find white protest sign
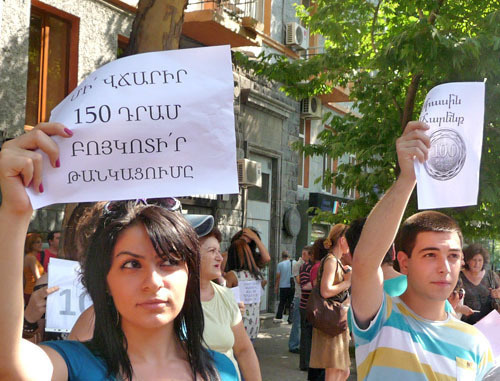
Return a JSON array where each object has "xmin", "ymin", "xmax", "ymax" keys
[
  {"xmin": 415, "ymin": 82, "xmax": 485, "ymax": 209},
  {"xmin": 46, "ymin": 258, "xmax": 93, "ymax": 333},
  {"xmin": 231, "ymin": 286, "xmax": 241, "ymax": 304},
  {"xmin": 237, "ymin": 280, "xmax": 262, "ymax": 304},
  {"xmin": 475, "ymin": 310, "xmax": 500, "ymax": 362},
  {"xmin": 27, "ymin": 45, "xmax": 238, "ymax": 209}
]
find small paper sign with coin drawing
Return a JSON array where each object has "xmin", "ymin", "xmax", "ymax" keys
[{"xmin": 414, "ymin": 82, "xmax": 485, "ymax": 209}]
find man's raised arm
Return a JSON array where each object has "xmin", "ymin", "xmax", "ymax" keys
[{"xmin": 351, "ymin": 122, "xmax": 430, "ymax": 328}]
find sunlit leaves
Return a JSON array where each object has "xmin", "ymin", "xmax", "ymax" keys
[{"xmin": 238, "ymin": 0, "xmax": 500, "ymax": 238}]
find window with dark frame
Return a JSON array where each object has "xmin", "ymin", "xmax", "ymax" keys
[{"xmin": 25, "ymin": 3, "xmax": 78, "ymax": 127}]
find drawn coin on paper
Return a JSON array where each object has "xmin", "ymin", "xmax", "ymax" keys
[{"xmin": 424, "ymin": 129, "xmax": 467, "ymax": 181}]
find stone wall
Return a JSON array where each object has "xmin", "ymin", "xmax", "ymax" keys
[
  {"xmin": 0, "ymin": 0, "xmax": 134, "ymax": 233},
  {"xmin": 0, "ymin": 0, "xmax": 134, "ymax": 138}
]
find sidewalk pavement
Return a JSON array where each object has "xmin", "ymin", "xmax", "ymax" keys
[{"xmin": 254, "ymin": 318, "xmax": 357, "ymax": 381}]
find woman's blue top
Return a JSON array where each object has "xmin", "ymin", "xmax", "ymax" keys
[{"xmin": 42, "ymin": 340, "xmax": 238, "ymax": 380}]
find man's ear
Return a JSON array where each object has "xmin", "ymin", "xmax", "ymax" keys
[{"xmin": 397, "ymin": 251, "xmax": 409, "ymax": 275}]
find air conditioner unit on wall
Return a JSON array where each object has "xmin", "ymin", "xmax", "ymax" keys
[
  {"xmin": 237, "ymin": 159, "xmax": 262, "ymax": 188},
  {"xmin": 285, "ymin": 22, "xmax": 309, "ymax": 50},
  {"xmin": 301, "ymin": 96, "xmax": 322, "ymax": 119}
]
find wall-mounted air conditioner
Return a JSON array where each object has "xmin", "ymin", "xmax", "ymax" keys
[
  {"xmin": 301, "ymin": 96, "xmax": 322, "ymax": 119},
  {"xmin": 286, "ymin": 22, "xmax": 309, "ymax": 50},
  {"xmin": 237, "ymin": 159, "xmax": 262, "ymax": 188}
]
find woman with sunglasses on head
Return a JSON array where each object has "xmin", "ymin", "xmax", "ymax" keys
[
  {"xmin": 194, "ymin": 220, "xmax": 261, "ymax": 381},
  {"xmin": 0, "ymin": 124, "xmax": 237, "ymax": 380}
]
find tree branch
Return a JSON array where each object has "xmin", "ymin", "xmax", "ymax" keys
[
  {"xmin": 401, "ymin": 72, "xmax": 422, "ymax": 130},
  {"xmin": 371, "ymin": 0, "xmax": 383, "ymax": 54},
  {"xmin": 392, "ymin": 96, "xmax": 403, "ymax": 122},
  {"xmin": 429, "ymin": 0, "xmax": 445, "ymax": 25}
]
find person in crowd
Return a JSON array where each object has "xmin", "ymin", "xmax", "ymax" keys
[
  {"xmin": 288, "ymin": 248, "xmax": 308, "ymax": 354},
  {"xmin": 224, "ymin": 239, "xmax": 265, "ymax": 341},
  {"xmin": 460, "ymin": 243, "xmax": 500, "ymax": 324},
  {"xmin": 274, "ymin": 251, "xmax": 295, "ymax": 323},
  {"xmin": 298, "ymin": 245, "xmax": 314, "ymax": 371},
  {"xmin": 447, "ymin": 277, "xmax": 465, "ymax": 320},
  {"xmin": 195, "ymin": 216, "xmax": 261, "ymax": 381},
  {"xmin": 350, "ymin": 121, "xmax": 493, "ymax": 379},
  {"xmin": 345, "ymin": 219, "xmax": 406, "ymax": 297},
  {"xmin": 37, "ymin": 230, "xmax": 60, "ymax": 272},
  {"xmin": 0, "ymin": 124, "xmax": 237, "ymax": 380},
  {"xmin": 22, "ymin": 283, "xmax": 60, "ymax": 343},
  {"xmin": 26, "ymin": 203, "xmax": 106, "ymax": 343},
  {"xmin": 228, "ymin": 227, "xmax": 271, "ymax": 269},
  {"xmin": 23, "ymin": 232, "xmax": 45, "ymax": 305},
  {"xmin": 309, "ymin": 225, "xmax": 351, "ymax": 381},
  {"xmin": 308, "ymin": 239, "xmax": 330, "ymax": 381}
]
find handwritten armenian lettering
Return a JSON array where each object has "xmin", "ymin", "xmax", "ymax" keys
[{"xmin": 27, "ymin": 46, "xmax": 238, "ymax": 209}]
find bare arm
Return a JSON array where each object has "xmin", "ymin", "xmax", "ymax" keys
[
  {"xmin": 69, "ymin": 305, "xmax": 95, "ymax": 342},
  {"xmin": 320, "ymin": 257, "xmax": 351, "ymax": 299},
  {"xmin": 0, "ymin": 124, "xmax": 71, "ymax": 379},
  {"xmin": 351, "ymin": 122, "xmax": 430, "ymax": 329},
  {"xmin": 26, "ymin": 255, "xmax": 41, "ymax": 280},
  {"xmin": 224, "ymin": 271, "xmax": 239, "ymax": 288},
  {"xmin": 275, "ymin": 272, "xmax": 281, "ymax": 294},
  {"xmin": 232, "ymin": 321, "xmax": 261, "ymax": 381}
]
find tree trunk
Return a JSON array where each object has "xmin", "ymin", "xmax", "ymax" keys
[{"xmin": 126, "ymin": 0, "xmax": 189, "ymax": 55}]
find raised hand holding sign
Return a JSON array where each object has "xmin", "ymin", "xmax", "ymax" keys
[{"xmin": 27, "ymin": 46, "xmax": 238, "ymax": 209}]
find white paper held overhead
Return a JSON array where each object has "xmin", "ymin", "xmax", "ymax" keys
[{"xmin": 415, "ymin": 82, "xmax": 485, "ymax": 209}]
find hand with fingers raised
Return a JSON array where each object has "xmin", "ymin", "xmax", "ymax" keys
[
  {"xmin": 395, "ymin": 121, "xmax": 431, "ymax": 182},
  {"xmin": 0, "ymin": 123, "xmax": 73, "ymax": 215},
  {"xmin": 24, "ymin": 285, "xmax": 60, "ymax": 326}
]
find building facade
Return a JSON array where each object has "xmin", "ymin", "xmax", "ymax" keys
[{"xmin": 0, "ymin": 0, "xmax": 351, "ymax": 311}]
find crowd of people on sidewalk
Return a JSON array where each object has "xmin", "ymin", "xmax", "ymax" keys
[{"xmin": 1, "ymin": 121, "xmax": 499, "ymax": 380}]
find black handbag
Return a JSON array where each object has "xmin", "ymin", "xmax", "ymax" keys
[{"xmin": 306, "ymin": 256, "xmax": 348, "ymax": 337}]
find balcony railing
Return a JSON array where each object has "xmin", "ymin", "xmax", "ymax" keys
[{"xmin": 186, "ymin": 0, "xmax": 264, "ymax": 24}]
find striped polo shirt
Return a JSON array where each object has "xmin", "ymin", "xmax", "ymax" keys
[
  {"xmin": 351, "ymin": 294, "xmax": 493, "ymax": 380},
  {"xmin": 299, "ymin": 261, "xmax": 313, "ymax": 309}
]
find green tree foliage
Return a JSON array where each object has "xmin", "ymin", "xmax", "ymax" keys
[{"xmin": 235, "ymin": 0, "xmax": 500, "ymax": 239}]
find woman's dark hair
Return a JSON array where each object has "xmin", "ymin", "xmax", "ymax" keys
[
  {"xmin": 231, "ymin": 227, "xmax": 260, "ymax": 254},
  {"xmin": 61, "ymin": 202, "xmax": 104, "ymax": 261},
  {"xmin": 312, "ymin": 238, "xmax": 329, "ymax": 262},
  {"xmin": 463, "ymin": 243, "xmax": 489, "ymax": 270},
  {"xmin": 81, "ymin": 201, "xmax": 218, "ymax": 381},
  {"xmin": 225, "ymin": 239, "xmax": 262, "ymax": 279}
]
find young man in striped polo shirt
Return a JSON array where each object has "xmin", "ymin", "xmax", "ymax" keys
[{"xmin": 350, "ymin": 121, "xmax": 493, "ymax": 380}]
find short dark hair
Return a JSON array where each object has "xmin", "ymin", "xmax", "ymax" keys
[
  {"xmin": 47, "ymin": 231, "xmax": 60, "ymax": 242},
  {"xmin": 282, "ymin": 251, "xmax": 290, "ymax": 259},
  {"xmin": 344, "ymin": 218, "xmax": 366, "ymax": 256},
  {"xmin": 463, "ymin": 243, "xmax": 489, "ymax": 270},
  {"xmin": 396, "ymin": 211, "xmax": 463, "ymax": 257},
  {"xmin": 81, "ymin": 201, "xmax": 217, "ymax": 381},
  {"xmin": 312, "ymin": 239, "xmax": 329, "ymax": 262}
]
